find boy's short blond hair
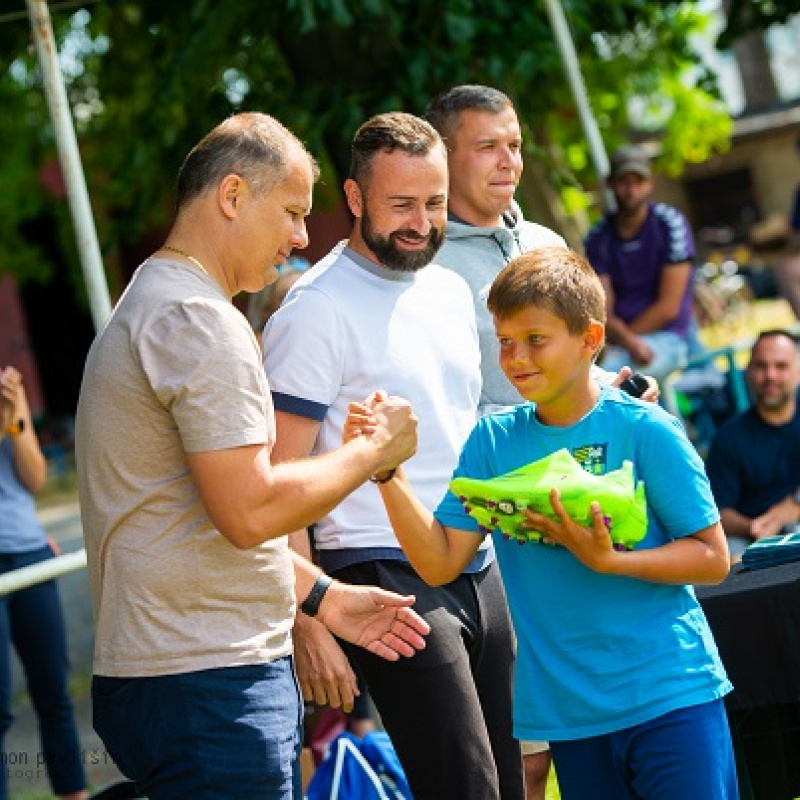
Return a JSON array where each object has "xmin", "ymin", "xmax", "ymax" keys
[{"xmin": 487, "ymin": 247, "xmax": 606, "ymax": 337}]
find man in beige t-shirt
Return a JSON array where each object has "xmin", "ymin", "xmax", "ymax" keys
[{"xmin": 75, "ymin": 112, "xmax": 428, "ymax": 800}]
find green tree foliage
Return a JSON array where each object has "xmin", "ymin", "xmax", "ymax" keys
[{"xmin": 0, "ymin": 0, "xmax": 732, "ymax": 289}]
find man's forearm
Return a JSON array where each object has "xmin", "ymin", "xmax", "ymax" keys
[
  {"xmin": 719, "ymin": 507, "xmax": 753, "ymax": 540},
  {"xmin": 189, "ymin": 435, "xmax": 397, "ymax": 549},
  {"xmin": 628, "ymin": 301, "xmax": 680, "ymax": 334},
  {"xmin": 10, "ymin": 427, "xmax": 47, "ymax": 494},
  {"xmin": 605, "ymin": 315, "xmax": 638, "ymax": 349}
]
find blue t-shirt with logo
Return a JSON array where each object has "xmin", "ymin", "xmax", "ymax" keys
[{"xmin": 435, "ymin": 387, "xmax": 731, "ymax": 742}]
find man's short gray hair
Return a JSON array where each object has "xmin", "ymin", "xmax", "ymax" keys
[{"xmin": 176, "ymin": 112, "xmax": 319, "ymax": 207}]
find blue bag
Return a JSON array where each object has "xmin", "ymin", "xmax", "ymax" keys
[{"xmin": 306, "ymin": 731, "xmax": 413, "ymax": 799}]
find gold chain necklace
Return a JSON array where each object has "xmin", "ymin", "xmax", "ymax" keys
[{"xmin": 160, "ymin": 245, "xmax": 211, "ymax": 277}]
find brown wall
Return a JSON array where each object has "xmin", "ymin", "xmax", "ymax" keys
[
  {"xmin": 0, "ymin": 276, "xmax": 44, "ymax": 416},
  {"xmin": 654, "ymin": 121, "xmax": 800, "ymax": 262}
]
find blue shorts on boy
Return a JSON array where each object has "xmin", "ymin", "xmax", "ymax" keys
[
  {"xmin": 435, "ymin": 386, "xmax": 733, "ymax": 744},
  {"xmin": 550, "ymin": 699, "xmax": 738, "ymax": 800}
]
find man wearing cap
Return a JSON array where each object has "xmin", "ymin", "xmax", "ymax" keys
[{"xmin": 585, "ymin": 144, "xmax": 697, "ymax": 383}]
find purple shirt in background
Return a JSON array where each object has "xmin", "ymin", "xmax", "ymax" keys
[{"xmin": 584, "ymin": 202, "xmax": 696, "ymax": 338}]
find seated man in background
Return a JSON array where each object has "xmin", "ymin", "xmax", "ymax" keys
[
  {"xmin": 706, "ymin": 329, "xmax": 800, "ymax": 559},
  {"xmin": 585, "ymin": 145, "xmax": 696, "ymax": 384}
]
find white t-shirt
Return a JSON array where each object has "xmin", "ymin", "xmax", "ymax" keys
[{"xmin": 263, "ymin": 246, "xmax": 489, "ymax": 557}]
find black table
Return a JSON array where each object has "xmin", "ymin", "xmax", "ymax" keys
[{"xmin": 697, "ymin": 561, "xmax": 800, "ymax": 800}]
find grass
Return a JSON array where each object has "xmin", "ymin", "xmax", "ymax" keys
[
  {"xmin": 697, "ymin": 296, "xmax": 796, "ymax": 354},
  {"xmin": 35, "ymin": 455, "xmax": 79, "ymax": 512},
  {"xmin": 546, "ymin": 768, "xmax": 560, "ymax": 799}
]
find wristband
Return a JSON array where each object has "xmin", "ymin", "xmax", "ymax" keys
[
  {"xmin": 300, "ymin": 573, "xmax": 333, "ymax": 618},
  {"xmin": 5, "ymin": 419, "xmax": 24, "ymax": 436},
  {"xmin": 369, "ymin": 468, "xmax": 396, "ymax": 484}
]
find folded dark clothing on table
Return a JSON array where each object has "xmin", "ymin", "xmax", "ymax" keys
[{"xmin": 742, "ymin": 531, "xmax": 800, "ymax": 570}]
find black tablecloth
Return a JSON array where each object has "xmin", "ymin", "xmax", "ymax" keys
[
  {"xmin": 696, "ymin": 560, "xmax": 800, "ymax": 710},
  {"xmin": 696, "ymin": 561, "xmax": 800, "ymax": 799}
]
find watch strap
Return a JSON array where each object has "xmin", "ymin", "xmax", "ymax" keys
[
  {"xmin": 4, "ymin": 419, "xmax": 24, "ymax": 436},
  {"xmin": 300, "ymin": 573, "xmax": 333, "ymax": 618}
]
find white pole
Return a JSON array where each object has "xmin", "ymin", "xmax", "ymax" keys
[
  {"xmin": 0, "ymin": 548, "xmax": 87, "ymax": 595},
  {"xmin": 542, "ymin": 0, "xmax": 617, "ymax": 213},
  {"xmin": 26, "ymin": 0, "xmax": 112, "ymax": 331}
]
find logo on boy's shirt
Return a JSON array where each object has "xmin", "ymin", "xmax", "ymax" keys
[{"xmin": 572, "ymin": 444, "xmax": 607, "ymax": 475}]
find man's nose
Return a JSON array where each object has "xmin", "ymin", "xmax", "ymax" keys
[
  {"xmin": 497, "ymin": 145, "xmax": 518, "ymax": 170},
  {"xmin": 291, "ymin": 221, "xmax": 310, "ymax": 250},
  {"xmin": 408, "ymin": 206, "xmax": 432, "ymax": 235}
]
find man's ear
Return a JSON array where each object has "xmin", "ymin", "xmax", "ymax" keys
[
  {"xmin": 344, "ymin": 178, "xmax": 363, "ymax": 219},
  {"xmin": 219, "ymin": 174, "xmax": 245, "ymax": 220}
]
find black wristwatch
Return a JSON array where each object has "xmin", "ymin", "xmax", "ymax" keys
[{"xmin": 300, "ymin": 574, "xmax": 333, "ymax": 618}]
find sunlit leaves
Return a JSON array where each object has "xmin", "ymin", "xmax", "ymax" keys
[{"xmin": 0, "ymin": 0, "xmax": 740, "ymax": 288}]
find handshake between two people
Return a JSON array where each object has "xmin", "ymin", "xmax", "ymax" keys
[{"xmin": 351, "ymin": 389, "xmax": 417, "ymax": 484}]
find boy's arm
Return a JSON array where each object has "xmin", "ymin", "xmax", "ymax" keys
[
  {"xmin": 525, "ymin": 490, "xmax": 730, "ymax": 586},
  {"xmin": 378, "ymin": 467, "xmax": 483, "ymax": 586}
]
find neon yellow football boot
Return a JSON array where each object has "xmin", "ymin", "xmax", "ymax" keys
[{"xmin": 450, "ymin": 448, "xmax": 647, "ymax": 549}]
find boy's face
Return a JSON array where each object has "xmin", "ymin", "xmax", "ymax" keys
[{"xmin": 494, "ymin": 305, "xmax": 602, "ymax": 413}]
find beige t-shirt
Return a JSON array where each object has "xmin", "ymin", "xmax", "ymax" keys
[{"xmin": 75, "ymin": 259, "xmax": 294, "ymax": 677}]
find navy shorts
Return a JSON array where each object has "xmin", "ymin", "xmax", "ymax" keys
[
  {"xmin": 550, "ymin": 698, "xmax": 739, "ymax": 800},
  {"xmin": 93, "ymin": 658, "xmax": 304, "ymax": 799}
]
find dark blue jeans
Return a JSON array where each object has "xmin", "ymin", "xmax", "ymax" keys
[
  {"xmin": 93, "ymin": 658, "xmax": 304, "ymax": 799},
  {"xmin": 0, "ymin": 544, "xmax": 87, "ymax": 798}
]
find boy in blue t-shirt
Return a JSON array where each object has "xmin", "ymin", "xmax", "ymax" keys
[{"xmin": 352, "ymin": 247, "xmax": 739, "ymax": 799}]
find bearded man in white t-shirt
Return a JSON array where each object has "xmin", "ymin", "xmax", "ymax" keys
[{"xmin": 265, "ymin": 112, "xmax": 525, "ymax": 800}]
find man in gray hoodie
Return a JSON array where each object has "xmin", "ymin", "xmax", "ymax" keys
[{"xmin": 425, "ymin": 86, "xmax": 569, "ymax": 421}]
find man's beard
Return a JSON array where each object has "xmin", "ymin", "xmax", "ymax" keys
[
  {"xmin": 615, "ymin": 196, "xmax": 647, "ymax": 219},
  {"xmin": 361, "ymin": 207, "xmax": 445, "ymax": 272},
  {"xmin": 756, "ymin": 384, "xmax": 792, "ymax": 412}
]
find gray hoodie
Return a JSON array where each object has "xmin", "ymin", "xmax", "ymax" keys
[{"xmin": 433, "ymin": 200, "xmax": 569, "ymax": 413}]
